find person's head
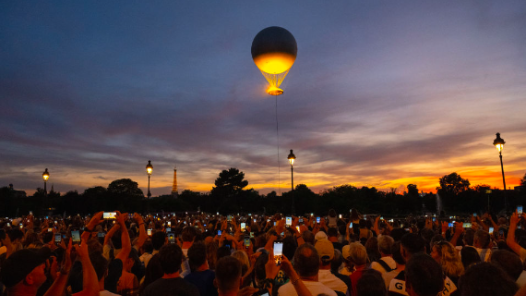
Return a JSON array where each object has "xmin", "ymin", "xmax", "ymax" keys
[
  {"xmin": 205, "ymin": 240, "xmax": 218, "ymax": 270},
  {"xmin": 405, "ymin": 253, "xmax": 444, "ymax": 296},
  {"xmin": 344, "ymin": 242, "xmax": 368, "ymax": 266},
  {"xmin": 188, "ymin": 241, "xmax": 208, "ymax": 272},
  {"xmin": 90, "ymin": 251, "xmax": 109, "ymax": 282},
  {"xmin": 151, "ymin": 231, "xmax": 167, "ymax": 250},
  {"xmin": 331, "ymin": 249, "xmax": 344, "ymax": 272},
  {"xmin": 378, "ymin": 235, "xmax": 394, "ymax": 256},
  {"xmin": 315, "ymin": 239, "xmax": 334, "ymax": 266},
  {"xmin": 142, "ymin": 240, "xmax": 154, "ymax": 254},
  {"xmin": 392, "ymin": 241, "xmax": 405, "ymax": 266},
  {"xmin": 301, "ymin": 230, "xmax": 315, "ymax": 245},
  {"xmin": 328, "ymin": 209, "xmax": 337, "ymax": 218},
  {"xmin": 293, "ymin": 243, "xmax": 320, "ymax": 277},
  {"xmin": 215, "ymin": 256, "xmax": 242, "ymax": 294},
  {"xmin": 182, "ymin": 226, "xmax": 197, "ymax": 242},
  {"xmin": 474, "ymin": 230, "xmax": 490, "ymax": 249},
  {"xmin": 459, "ymin": 262, "xmax": 518, "ymax": 296},
  {"xmin": 430, "ymin": 241, "xmax": 464, "ymax": 279},
  {"xmin": 159, "ymin": 244, "xmax": 183, "ymax": 275},
  {"xmin": 357, "ymin": 269, "xmax": 386, "ymax": 296},
  {"xmin": 217, "ymin": 246, "xmax": 231, "ymax": 261},
  {"xmin": 0, "ymin": 249, "xmax": 51, "ymax": 293},
  {"xmin": 400, "ymin": 233, "xmax": 425, "ymax": 260},
  {"xmin": 490, "ymin": 250, "xmax": 523, "ymax": 281},
  {"xmin": 460, "ymin": 246, "xmax": 481, "ymax": 270},
  {"xmin": 463, "ymin": 228, "xmax": 475, "ymax": 246},
  {"xmin": 231, "ymin": 250, "xmax": 250, "ymax": 275}
]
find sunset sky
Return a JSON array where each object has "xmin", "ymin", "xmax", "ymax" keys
[{"xmin": 1, "ymin": 1, "xmax": 526, "ymax": 196}]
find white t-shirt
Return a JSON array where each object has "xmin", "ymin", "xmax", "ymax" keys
[
  {"xmin": 278, "ymin": 280, "xmax": 337, "ymax": 296},
  {"xmin": 318, "ymin": 269, "xmax": 347, "ymax": 294},
  {"xmin": 371, "ymin": 256, "xmax": 397, "ymax": 274}
]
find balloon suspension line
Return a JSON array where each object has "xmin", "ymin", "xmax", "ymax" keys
[{"xmin": 275, "ymin": 94, "xmax": 281, "ymax": 196}]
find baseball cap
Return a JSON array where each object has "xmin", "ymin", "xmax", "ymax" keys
[
  {"xmin": 342, "ymin": 244, "xmax": 351, "ymax": 260},
  {"xmin": 0, "ymin": 248, "xmax": 52, "ymax": 288},
  {"xmin": 315, "ymin": 231, "xmax": 328, "ymax": 241},
  {"xmin": 315, "ymin": 239, "xmax": 334, "ymax": 262}
]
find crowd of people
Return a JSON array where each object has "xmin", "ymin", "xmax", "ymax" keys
[{"xmin": 2, "ymin": 208, "xmax": 526, "ymax": 296}]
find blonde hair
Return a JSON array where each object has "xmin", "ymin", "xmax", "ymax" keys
[
  {"xmin": 434, "ymin": 242, "xmax": 464, "ymax": 278},
  {"xmin": 348, "ymin": 242, "xmax": 369, "ymax": 266}
]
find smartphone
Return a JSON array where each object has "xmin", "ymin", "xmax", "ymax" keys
[
  {"xmin": 217, "ymin": 212, "xmax": 219, "ymax": 215},
  {"xmin": 244, "ymin": 237, "xmax": 250, "ymax": 248},
  {"xmin": 473, "ymin": 213, "xmax": 477, "ymax": 217},
  {"xmin": 218, "ymin": 230, "xmax": 222, "ymax": 236},
  {"xmin": 254, "ymin": 219, "xmax": 256, "ymax": 223},
  {"xmin": 273, "ymin": 242, "xmax": 283, "ymax": 265},
  {"xmin": 250, "ymin": 232, "xmax": 254, "ymax": 238},
  {"xmin": 19, "ymin": 224, "xmax": 23, "ymax": 229},
  {"xmin": 518, "ymin": 206, "xmax": 523, "ymax": 215},
  {"xmin": 273, "ymin": 222, "xmax": 276, "ymax": 226},
  {"xmin": 286, "ymin": 217, "xmax": 292, "ymax": 227},
  {"xmin": 316, "ymin": 217, "xmax": 320, "ymax": 224},
  {"xmin": 29, "ymin": 211, "xmax": 33, "ymax": 215},
  {"xmin": 310, "ymin": 213, "xmax": 313, "ymax": 217},
  {"xmin": 167, "ymin": 221, "xmax": 171, "ymax": 227},
  {"xmin": 339, "ymin": 214, "xmax": 342, "ymax": 219},
  {"xmin": 241, "ymin": 222, "xmax": 246, "ymax": 232},
  {"xmin": 54, "ymin": 221, "xmax": 57, "ymax": 224},
  {"xmin": 7, "ymin": 222, "xmax": 10, "ymax": 227},
  {"xmin": 48, "ymin": 228, "xmax": 53, "ymax": 232},
  {"xmin": 103, "ymin": 212, "xmax": 117, "ymax": 220},
  {"xmin": 54, "ymin": 233, "xmax": 61, "ymax": 244},
  {"xmin": 147, "ymin": 229, "xmax": 152, "ymax": 236},
  {"xmin": 500, "ymin": 229, "xmax": 504, "ymax": 236},
  {"xmin": 448, "ymin": 223, "xmax": 453, "ymax": 228},
  {"xmin": 489, "ymin": 227, "xmax": 494, "ymax": 234},
  {"xmin": 183, "ymin": 221, "xmax": 187, "ymax": 225},
  {"xmin": 381, "ymin": 216, "xmax": 384, "ymax": 220},
  {"xmin": 432, "ymin": 218, "xmax": 436, "ymax": 222},
  {"xmin": 249, "ymin": 213, "xmax": 252, "ymax": 216},
  {"xmin": 71, "ymin": 230, "xmax": 81, "ymax": 244},
  {"xmin": 350, "ymin": 223, "xmax": 353, "ymax": 228},
  {"xmin": 166, "ymin": 227, "xmax": 171, "ymax": 232},
  {"xmin": 227, "ymin": 215, "xmax": 232, "ymax": 222},
  {"xmin": 98, "ymin": 232, "xmax": 105, "ymax": 238},
  {"xmin": 168, "ymin": 233, "xmax": 175, "ymax": 243},
  {"xmin": 299, "ymin": 218, "xmax": 303, "ymax": 223}
]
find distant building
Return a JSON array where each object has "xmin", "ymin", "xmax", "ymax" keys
[{"xmin": 8, "ymin": 184, "xmax": 27, "ymax": 198}]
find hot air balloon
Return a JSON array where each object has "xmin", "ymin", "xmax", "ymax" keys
[{"xmin": 251, "ymin": 26, "xmax": 297, "ymax": 95}]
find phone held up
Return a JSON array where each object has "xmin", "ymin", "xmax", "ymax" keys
[{"xmin": 273, "ymin": 241, "xmax": 283, "ymax": 265}]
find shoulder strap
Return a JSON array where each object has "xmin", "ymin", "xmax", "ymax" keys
[{"xmin": 377, "ymin": 258, "xmax": 394, "ymax": 272}]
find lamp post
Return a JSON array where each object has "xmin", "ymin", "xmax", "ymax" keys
[
  {"xmin": 42, "ymin": 168, "xmax": 49, "ymax": 194},
  {"xmin": 493, "ymin": 133, "xmax": 507, "ymax": 211},
  {"xmin": 146, "ymin": 160, "xmax": 153, "ymax": 198},
  {"xmin": 287, "ymin": 150, "xmax": 296, "ymax": 214}
]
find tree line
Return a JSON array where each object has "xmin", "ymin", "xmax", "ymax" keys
[{"xmin": 1, "ymin": 169, "xmax": 525, "ymax": 217}]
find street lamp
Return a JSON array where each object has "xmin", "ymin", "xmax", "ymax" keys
[
  {"xmin": 287, "ymin": 150, "xmax": 296, "ymax": 190},
  {"xmin": 42, "ymin": 168, "xmax": 49, "ymax": 193},
  {"xmin": 493, "ymin": 133, "xmax": 507, "ymax": 211},
  {"xmin": 287, "ymin": 150, "xmax": 296, "ymax": 215},
  {"xmin": 146, "ymin": 160, "xmax": 153, "ymax": 198}
]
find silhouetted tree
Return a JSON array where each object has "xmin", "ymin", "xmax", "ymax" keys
[
  {"xmin": 107, "ymin": 179, "xmax": 144, "ymax": 212},
  {"xmin": 210, "ymin": 168, "xmax": 249, "ymax": 212}
]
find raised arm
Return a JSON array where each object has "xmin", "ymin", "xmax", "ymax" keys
[
  {"xmin": 115, "ymin": 212, "xmax": 131, "ymax": 262},
  {"xmin": 507, "ymin": 211, "xmax": 523, "ymax": 257},
  {"xmin": 72, "ymin": 234, "xmax": 99, "ymax": 296},
  {"xmin": 43, "ymin": 238, "xmax": 73, "ymax": 296},
  {"xmin": 133, "ymin": 213, "xmax": 147, "ymax": 249},
  {"xmin": 104, "ymin": 223, "xmax": 121, "ymax": 246}
]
